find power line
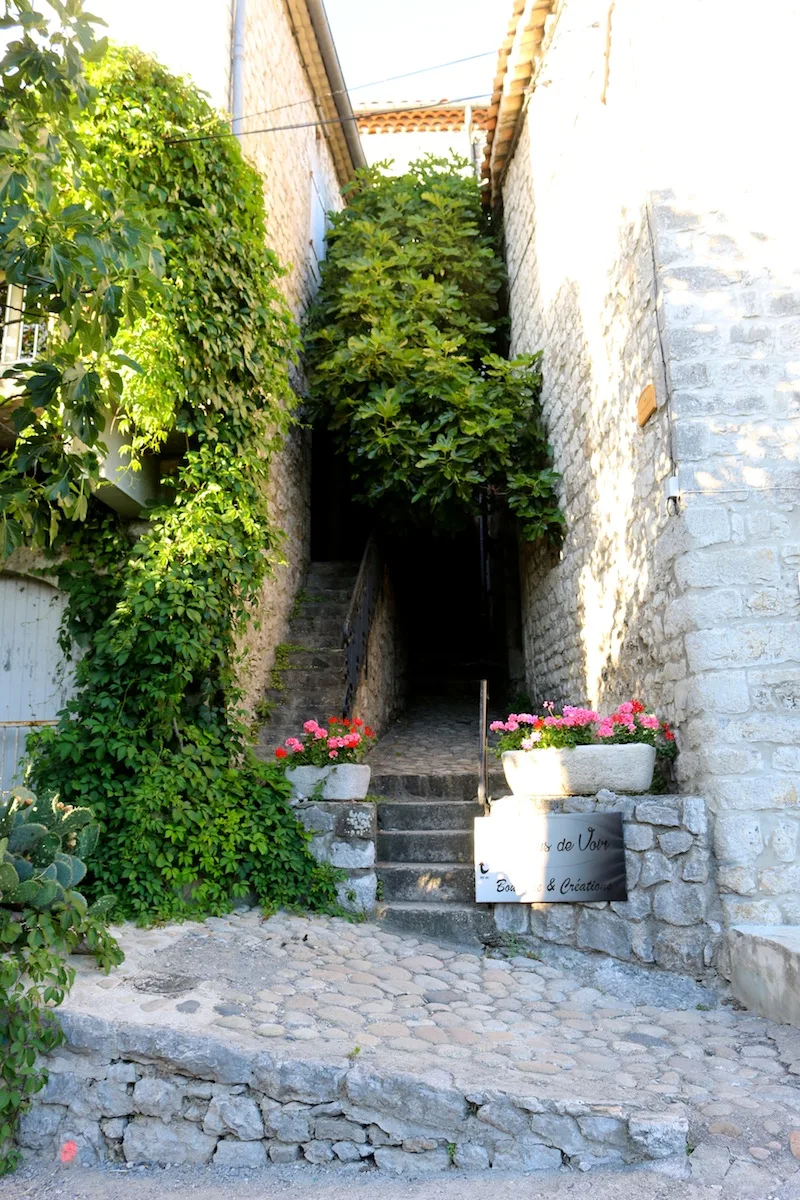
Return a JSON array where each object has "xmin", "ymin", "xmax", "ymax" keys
[
  {"xmin": 192, "ymin": 50, "xmax": 497, "ymax": 134},
  {"xmin": 166, "ymin": 92, "xmax": 493, "ymax": 147}
]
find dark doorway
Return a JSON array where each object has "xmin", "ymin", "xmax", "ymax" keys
[{"xmin": 387, "ymin": 518, "xmax": 522, "ymax": 704}]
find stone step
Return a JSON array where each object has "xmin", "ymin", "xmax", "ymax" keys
[
  {"xmin": 288, "ymin": 617, "xmax": 345, "ymax": 646},
  {"xmin": 378, "ymin": 800, "xmax": 482, "ymax": 831},
  {"xmin": 377, "ymin": 862, "xmax": 474, "ymax": 903},
  {"xmin": 306, "ymin": 561, "xmax": 359, "ymax": 586},
  {"xmin": 378, "ymin": 900, "xmax": 495, "ymax": 945},
  {"xmin": 370, "ymin": 773, "xmax": 505, "ymax": 800},
  {"xmin": 376, "ymin": 829, "xmax": 473, "ymax": 864},
  {"xmin": 277, "ymin": 667, "xmax": 344, "ymax": 690},
  {"xmin": 285, "ymin": 648, "xmax": 345, "ymax": 671},
  {"xmin": 301, "ymin": 587, "xmax": 352, "ymax": 604}
]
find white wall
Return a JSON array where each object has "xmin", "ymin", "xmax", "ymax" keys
[{"xmin": 502, "ymin": 0, "xmax": 800, "ymax": 932}]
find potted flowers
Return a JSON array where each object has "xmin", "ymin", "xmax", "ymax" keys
[
  {"xmin": 275, "ymin": 717, "xmax": 376, "ymax": 800},
  {"xmin": 491, "ymin": 700, "xmax": 675, "ymax": 796}
]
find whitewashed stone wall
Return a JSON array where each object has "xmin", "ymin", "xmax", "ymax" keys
[{"xmin": 502, "ymin": 0, "xmax": 800, "ymax": 930}]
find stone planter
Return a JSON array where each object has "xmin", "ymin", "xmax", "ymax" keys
[
  {"xmin": 501, "ymin": 744, "xmax": 656, "ymax": 797},
  {"xmin": 285, "ymin": 763, "xmax": 371, "ymax": 802}
]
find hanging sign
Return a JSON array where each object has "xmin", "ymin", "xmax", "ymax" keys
[{"xmin": 474, "ymin": 811, "xmax": 627, "ymax": 903}]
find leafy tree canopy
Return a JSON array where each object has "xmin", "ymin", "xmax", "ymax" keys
[{"xmin": 305, "ymin": 156, "xmax": 564, "ymax": 542}]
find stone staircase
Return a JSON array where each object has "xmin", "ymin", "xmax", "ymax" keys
[
  {"xmin": 373, "ymin": 770, "xmax": 505, "ymax": 945},
  {"xmin": 257, "ymin": 560, "xmax": 358, "ymax": 756}
]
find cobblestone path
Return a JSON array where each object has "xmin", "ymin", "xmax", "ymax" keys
[
  {"xmin": 366, "ymin": 700, "xmax": 503, "ymax": 776},
  {"xmin": 58, "ymin": 910, "xmax": 800, "ymax": 1190}
]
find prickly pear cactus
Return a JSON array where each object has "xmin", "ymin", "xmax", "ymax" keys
[
  {"xmin": 0, "ymin": 787, "xmax": 121, "ymax": 1173},
  {"xmin": 0, "ymin": 787, "xmax": 98, "ymax": 912}
]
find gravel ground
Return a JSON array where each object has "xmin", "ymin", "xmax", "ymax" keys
[{"xmin": 2, "ymin": 1157, "xmax": 799, "ymax": 1200}]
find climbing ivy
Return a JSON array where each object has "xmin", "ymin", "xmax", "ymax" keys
[
  {"xmin": 20, "ymin": 45, "xmax": 339, "ymax": 921},
  {"xmin": 305, "ymin": 156, "xmax": 564, "ymax": 542},
  {"xmin": 0, "ymin": 0, "xmax": 161, "ymax": 556}
]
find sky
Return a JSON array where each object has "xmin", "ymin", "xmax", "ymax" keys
[{"xmin": 322, "ymin": 0, "xmax": 510, "ymax": 108}]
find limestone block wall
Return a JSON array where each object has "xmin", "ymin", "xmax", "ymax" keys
[
  {"xmin": 295, "ymin": 800, "xmax": 377, "ymax": 914},
  {"xmin": 501, "ymin": 0, "xmax": 800, "ymax": 928},
  {"xmin": 492, "ymin": 792, "xmax": 720, "ymax": 976}
]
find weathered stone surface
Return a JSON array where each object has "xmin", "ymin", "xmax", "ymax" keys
[
  {"xmin": 123, "ymin": 1117, "xmax": 217, "ymax": 1165},
  {"xmin": 577, "ymin": 909, "xmax": 632, "ymax": 960},
  {"xmin": 640, "ymin": 851, "xmax": 674, "ymax": 888},
  {"xmin": 16, "ymin": 1104, "xmax": 64, "ymax": 1149},
  {"xmin": 688, "ymin": 1142, "xmax": 733, "ymax": 1184},
  {"xmin": 328, "ymin": 840, "xmax": 375, "ymax": 869},
  {"xmin": 100, "ymin": 1117, "xmax": 128, "ymax": 1140},
  {"xmin": 332, "ymin": 1140, "xmax": 363, "ymax": 1162},
  {"xmin": 132, "ymin": 1077, "xmax": 182, "ymax": 1121},
  {"xmin": 314, "ymin": 1116, "xmax": 366, "ymax": 1143},
  {"xmin": 213, "ymin": 1138, "xmax": 268, "ymax": 1168},
  {"xmin": 303, "ymin": 1139, "xmax": 334, "ymax": 1164},
  {"xmin": 116, "ymin": 1025, "xmax": 252, "ymax": 1086},
  {"xmin": 268, "ymin": 1140, "xmax": 302, "ymax": 1162},
  {"xmin": 476, "ymin": 1100, "xmax": 528, "ymax": 1135},
  {"xmin": 628, "ymin": 1112, "xmax": 688, "ymax": 1158},
  {"xmin": 345, "ymin": 1068, "xmax": 466, "ymax": 1131},
  {"xmin": 261, "ymin": 1100, "xmax": 311, "ymax": 1143},
  {"xmin": 253, "ymin": 1057, "xmax": 346, "ymax": 1104},
  {"xmin": 635, "ymin": 802, "xmax": 681, "ymax": 827},
  {"xmin": 623, "ymin": 823, "xmax": 654, "ymax": 851},
  {"xmin": 107, "ymin": 1062, "xmax": 138, "ymax": 1084},
  {"xmin": 529, "ymin": 1112, "xmax": 590, "ymax": 1157},
  {"xmin": 578, "ymin": 1115, "xmax": 628, "ymax": 1146},
  {"xmin": 453, "ymin": 1142, "xmax": 490, "ymax": 1170},
  {"xmin": 203, "ymin": 1093, "xmax": 264, "ymax": 1141},
  {"xmin": 653, "ymin": 882, "xmax": 710, "ymax": 926},
  {"xmin": 373, "ymin": 1147, "xmax": 451, "ymax": 1175},
  {"xmin": 658, "ymin": 831, "xmax": 694, "ymax": 858},
  {"xmin": 491, "ymin": 1136, "xmax": 562, "ymax": 1172}
]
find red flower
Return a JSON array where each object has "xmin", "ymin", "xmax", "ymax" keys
[
  {"xmin": 353, "ymin": 718, "xmax": 364, "ymax": 727},
  {"xmin": 274, "ymin": 747, "xmax": 287, "ymax": 758},
  {"xmin": 343, "ymin": 718, "xmax": 352, "ymax": 727},
  {"xmin": 533, "ymin": 718, "xmax": 544, "ymax": 730},
  {"xmin": 60, "ymin": 1141, "xmax": 78, "ymax": 1165},
  {"xmin": 364, "ymin": 726, "xmax": 375, "ymax": 738},
  {"xmin": 631, "ymin": 699, "xmax": 645, "ymax": 714},
  {"xmin": 664, "ymin": 730, "xmax": 675, "ymax": 741},
  {"xmin": 328, "ymin": 716, "xmax": 338, "ymax": 724}
]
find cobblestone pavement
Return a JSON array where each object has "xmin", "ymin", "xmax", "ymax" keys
[
  {"xmin": 366, "ymin": 701, "xmax": 503, "ymax": 775},
  {"xmin": 57, "ymin": 910, "xmax": 800, "ymax": 1191}
]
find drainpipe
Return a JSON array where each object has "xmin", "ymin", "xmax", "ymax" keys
[
  {"xmin": 304, "ymin": 0, "xmax": 366, "ymax": 171},
  {"xmin": 231, "ymin": 0, "xmax": 247, "ymax": 138}
]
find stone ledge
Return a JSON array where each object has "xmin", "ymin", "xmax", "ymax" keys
[
  {"xmin": 18, "ymin": 1011, "xmax": 688, "ymax": 1173},
  {"xmin": 723, "ymin": 924, "xmax": 800, "ymax": 1028}
]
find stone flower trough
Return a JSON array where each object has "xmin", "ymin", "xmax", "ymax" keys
[{"xmin": 18, "ymin": 1011, "xmax": 688, "ymax": 1173}]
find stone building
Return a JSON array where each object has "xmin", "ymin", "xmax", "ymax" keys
[
  {"xmin": 485, "ymin": 0, "xmax": 800, "ymax": 936},
  {"xmin": 0, "ymin": 0, "xmax": 363, "ymax": 781}
]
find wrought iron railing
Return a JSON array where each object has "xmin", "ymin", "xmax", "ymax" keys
[
  {"xmin": 342, "ymin": 536, "xmax": 382, "ymax": 719},
  {"xmin": 478, "ymin": 679, "xmax": 489, "ymax": 810},
  {"xmin": 0, "ymin": 720, "xmax": 57, "ymax": 794}
]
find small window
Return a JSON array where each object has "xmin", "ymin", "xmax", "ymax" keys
[{"xmin": 0, "ymin": 277, "xmax": 48, "ymax": 365}]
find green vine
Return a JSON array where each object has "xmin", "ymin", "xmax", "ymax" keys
[
  {"xmin": 305, "ymin": 155, "xmax": 564, "ymax": 542},
  {"xmin": 16, "ymin": 43, "xmax": 338, "ymax": 921}
]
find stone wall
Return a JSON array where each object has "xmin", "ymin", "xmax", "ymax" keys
[
  {"xmin": 501, "ymin": 0, "xmax": 800, "ymax": 928},
  {"xmin": 352, "ymin": 567, "xmax": 406, "ymax": 737},
  {"xmin": 18, "ymin": 1013, "xmax": 687, "ymax": 1171},
  {"xmin": 491, "ymin": 792, "xmax": 720, "ymax": 976},
  {"xmin": 296, "ymin": 800, "xmax": 377, "ymax": 915},
  {"xmin": 235, "ymin": 0, "xmax": 346, "ymax": 712}
]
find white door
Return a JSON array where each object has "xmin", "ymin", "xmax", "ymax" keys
[{"xmin": 0, "ymin": 574, "xmax": 73, "ymax": 791}]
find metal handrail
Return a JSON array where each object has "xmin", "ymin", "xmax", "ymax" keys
[
  {"xmin": 478, "ymin": 679, "xmax": 489, "ymax": 810},
  {"xmin": 342, "ymin": 536, "xmax": 382, "ymax": 718}
]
